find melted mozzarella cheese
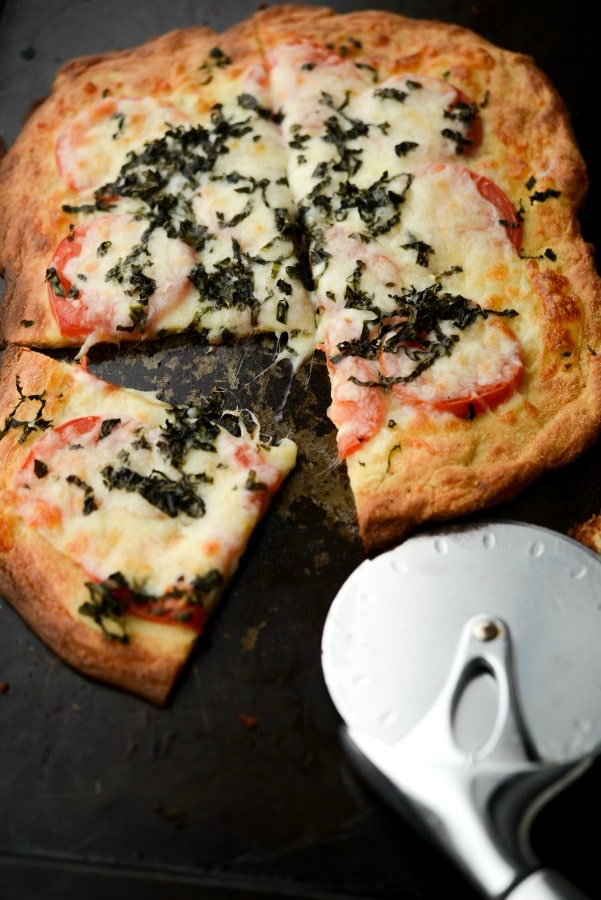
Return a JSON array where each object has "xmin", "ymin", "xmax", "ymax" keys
[
  {"xmin": 11, "ymin": 399, "xmax": 296, "ymax": 599},
  {"xmin": 380, "ymin": 317, "xmax": 523, "ymax": 406},
  {"xmin": 56, "ymin": 97, "xmax": 190, "ymax": 193},
  {"xmin": 267, "ymin": 42, "xmax": 478, "ymax": 205},
  {"xmin": 55, "ymin": 213, "xmax": 196, "ymax": 353}
]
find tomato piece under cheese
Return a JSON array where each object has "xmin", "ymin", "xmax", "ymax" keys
[
  {"xmin": 266, "ymin": 40, "xmax": 483, "ymax": 204},
  {"xmin": 47, "ymin": 214, "xmax": 195, "ymax": 346},
  {"xmin": 56, "ymin": 96, "xmax": 189, "ymax": 193},
  {"xmin": 468, "ymin": 170, "xmax": 523, "ymax": 251},
  {"xmin": 379, "ymin": 316, "xmax": 524, "ymax": 417},
  {"xmin": 320, "ymin": 316, "xmax": 387, "ymax": 459}
]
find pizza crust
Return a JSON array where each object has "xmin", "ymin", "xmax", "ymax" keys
[{"xmin": 0, "ymin": 507, "xmax": 194, "ymax": 706}]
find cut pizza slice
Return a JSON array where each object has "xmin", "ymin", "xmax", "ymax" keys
[
  {"xmin": 0, "ymin": 346, "xmax": 296, "ymax": 704},
  {"xmin": 313, "ymin": 158, "xmax": 601, "ymax": 550},
  {"xmin": 0, "ymin": 23, "xmax": 316, "ymax": 364}
]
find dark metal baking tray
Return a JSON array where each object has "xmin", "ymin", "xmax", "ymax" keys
[{"xmin": 1, "ymin": 1, "xmax": 600, "ymax": 897}]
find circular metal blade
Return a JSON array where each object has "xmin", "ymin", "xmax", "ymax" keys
[{"xmin": 322, "ymin": 521, "xmax": 601, "ymax": 763}]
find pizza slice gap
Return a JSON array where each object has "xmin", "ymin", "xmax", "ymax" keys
[
  {"xmin": 0, "ymin": 20, "xmax": 316, "ymax": 367},
  {"xmin": 0, "ymin": 346, "xmax": 297, "ymax": 704}
]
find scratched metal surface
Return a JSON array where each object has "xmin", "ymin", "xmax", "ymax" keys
[{"xmin": 0, "ymin": 1, "xmax": 601, "ymax": 898}]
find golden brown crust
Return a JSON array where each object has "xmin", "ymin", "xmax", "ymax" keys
[
  {"xmin": 570, "ymin": 514, "xmax": 601, "ymax": 555},
  {"xmin": 0, "ymin": 346, "xmax": 196, "ymax": 705}
]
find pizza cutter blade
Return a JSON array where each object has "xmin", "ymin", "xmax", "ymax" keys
[{"xmin": 321, "ymin": 521, "xmax": 601, "ymax": 899}]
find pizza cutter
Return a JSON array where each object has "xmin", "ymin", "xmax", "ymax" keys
[{"xmin": 321, "ymin": 521, "xmax": 601, "ymax": 899}]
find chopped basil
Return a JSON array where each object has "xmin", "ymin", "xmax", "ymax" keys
[
  {"xmin": 375, "ymin": 86, "xmax": 410, "ymax": 103},
  {"xmin": 237, "ymin": 92, "xmax": 274, "ymax": 121},
  {"xmin": 529, "ymin": 188, "xmax": 562, "ymax": 205},
  {"xmin": 199, "ymin": 46, "xmax": 232, "ymax": 84},
  {"xmin": 80, "ymin": 577, "xmax": 128, "ymax": 642},
  {"xmin": 110, "ymin": 110, "xmax": 127, "ymax": 139},
  {"xmin": 102, "ymin": 465, "xmax": 206, "ymax": 518},
  {"xmin": 188, "ymin": 238, "xmax": 260, "ymax": 321},
  {"xmin": 401, "ymin": 238, "xmax": 435, "ymax": 268},
  {"xmin": 66, "ymin": 474, "xmax": 97, "ymax": 515},
  {"xmin": 244, "ymin": 469, "xmax": 267, "ymax": 491},
  {"xmin": 276, "ymin": 298, "xmax": 289, "ymax": 324},
  {"xmin": 440, "ymin": 127, "xmax": 472, "ymax": 154},
  {"xmin": 332, "ymin": 281, "xmax": 518, "ymax": 389},
  {"xmin": 99, "ymin": 418, "xmax": 121, "ymax": 440},
  {"xmin": 0, "ymin": 377, "xmax": 52, "ymax": 444},
  {"xmin": 33, "ymin": 458, "xmax": 48, "ymax": 478},
  {"xmin": 394, "ymin": 141, "xmax": 419, "ymax": 157},
  {"xmin": 45, "ymin": 267, "xmax": 65, "ymax": 298}
]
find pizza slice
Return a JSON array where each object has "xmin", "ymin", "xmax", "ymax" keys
[
  {"xmin": 0, "ymin": 346, "xmax": 296, "ymax": 704},
  {"xmin": 0, "ymin": 21, "xmax": 316, "ymax": 364}
]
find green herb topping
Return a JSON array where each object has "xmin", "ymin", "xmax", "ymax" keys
[
  {"xmin": 331, "ymin": 282, "xmax": 518, "ymax": 388},
  {"xmin": 0, "ymin": 377, "xmax": 53, "ymax": 444},
  {"xmin": 79, "ymin": 568, "xmax": 225, "ymax": 640}
]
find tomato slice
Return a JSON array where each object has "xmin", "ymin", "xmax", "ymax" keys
[
  {"xmin": 130, "ymin": 595, "xmax": 209, "ymax": 632},
  {"xmin": 468, "ymin": 170, "xmax": 523, "ymax": 251},
  {"xmin": 219, "ymin": 435, "xmax": 287, "ymax": 514},
  {"xmin": 392, "ymin": 371, "xmax": 523, "ymax": 418},
  {"xmin": 47, "ymin": 223, "xmax": 107, "ymax": 340},
  {"xmin": 99, "ymin": 579, "xmax": 209, "ymax": 633},
  {"xmin": 379, "ymin": 317, "xmax": 524, "ymax": 418},
  {"xmin": 21, "ymin": 416, "xmax": 103, "ymax": 473},
  {"xmin": 47, "ymin": 214, "xmax": 195, "ymax": 343},
  {"xmin": 325, "ymin": 355, "xmax": 386, "ymax": 459}
]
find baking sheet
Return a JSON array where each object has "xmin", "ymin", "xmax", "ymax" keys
[{"xmin": 1, "ymin": 1, "xmax": 601, "ymax": 897}]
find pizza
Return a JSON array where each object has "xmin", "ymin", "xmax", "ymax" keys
[{"xmin": 1, "ymin": 4, "xmax": 601, "ymax": 701}]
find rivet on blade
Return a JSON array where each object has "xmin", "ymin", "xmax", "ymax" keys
[{"xmin": 472, "ymin": 618, "xmax": 502, "ymax": 642}]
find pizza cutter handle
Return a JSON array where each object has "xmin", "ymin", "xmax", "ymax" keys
[
  {"xmin": 505, "ymin": 869, "xmax": 591, "ymax": 899},
  {"xmin": 341, "ymin": 616, "xmax": 595, "ymax": 899}
]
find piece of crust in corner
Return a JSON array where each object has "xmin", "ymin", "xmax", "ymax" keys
[
  {"xmin": 0, "ymin": 346, "xmax": 296, "ymax": 704},
  {"xmin": 570, "ymin": 515, "xmax": 601, "ymax": 556}
]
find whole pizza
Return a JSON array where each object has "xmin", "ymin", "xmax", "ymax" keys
[{"xmin": 1, "ymin": 4, "xmax": 600, "ymax": 703}]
